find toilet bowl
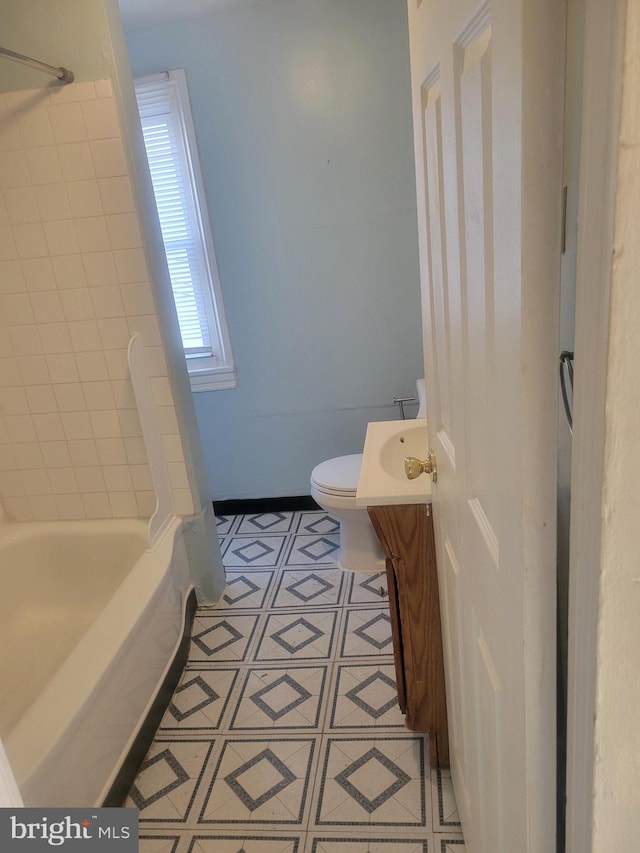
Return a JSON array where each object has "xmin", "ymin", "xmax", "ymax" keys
[
  {"xmin": 310, "ymin": 454, "xmax": 385, "ymax": 573},
  {"xmin": 310, "ymin": 379, "xmax": 427, "ymax": 573}
]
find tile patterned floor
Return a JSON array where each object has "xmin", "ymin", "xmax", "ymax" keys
[{"xmin": 127, "ymin": 511, "xmax": 466, "ymax": 852}]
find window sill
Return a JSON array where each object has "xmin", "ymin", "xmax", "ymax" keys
[{"xmin": 188, "ymin": 364, "xmax": 237, "ymax": 392}]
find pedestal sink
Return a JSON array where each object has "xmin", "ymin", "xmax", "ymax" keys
[{"xmin": 355, "ymin": 418, "xmax": 432, "ymax": 506}]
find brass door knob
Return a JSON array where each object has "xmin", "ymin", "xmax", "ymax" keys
[{"xmin": 404, "ymin": 449, "xmax": 437, "ymax": 483}]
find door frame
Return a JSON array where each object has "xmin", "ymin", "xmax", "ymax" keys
[{"xmin": 565, "ymin": 0, "xmax": 627, "ymax": 850}]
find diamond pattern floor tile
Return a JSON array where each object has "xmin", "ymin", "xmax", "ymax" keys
[
  {"xmin": 255, "ymin": 610, "xmax": 339, "ymax": 662},
  {"xmin": 340, "ymin": 608, "xmax": 394, "ymax": 658},
  {"xmin": 126, "ymin": 511, "xmax": 464, "ymax": 849},
  {"xmin": 313, "ymin": 737, "xmax": 428, "ymax": 828},
  {"xmin": 158, "ymin": 669, "xmax": 238, "ymax": 733},
  {"xmin": 222, "ymin": 535, "xmax": 287, "ymax": 569},
  {"xmin": 329, "ymin": 663, "xmax": 403, "ymax": 729},
  {"xmin": 199, "ymin": 738, "xmax": 317, "ymax": 826},
  {"xmin": 231, "ymin": 665, "xmax": 329, "ymax": 730},
  {"xmin": 273, "ymin": 568, "xmax": 345, "ymax": 609},
  {"xmin": 190, "ymin": 613, "xmax": 259, "ymax": 663},
  {"xmin": 126, "ymin": 740, "xmax": 214, "ymax": 822}
]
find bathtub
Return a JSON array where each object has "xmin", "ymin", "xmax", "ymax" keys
[{"xmin": 0, "ymin": 515, "xmax": 191, "ymax": 807}]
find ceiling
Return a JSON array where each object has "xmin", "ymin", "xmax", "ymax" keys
[{"xmin": 117, "ymin": 0, "xmax": 279, "ymax": 31}]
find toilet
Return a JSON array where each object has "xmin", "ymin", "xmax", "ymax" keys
[{"xmin": 310, "ymin": 380, "xmax": 427, "ymax": 573}]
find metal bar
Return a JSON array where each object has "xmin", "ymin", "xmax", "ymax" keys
[{"xmin": 0, "ymin": 46, "xmax": 74, "ymax": 84}]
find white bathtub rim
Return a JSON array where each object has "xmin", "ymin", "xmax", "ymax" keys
[
  {"xmin": 95, "ymin": 581, "xmax": 194, "ymax": 806},
  {"xmin": 0, "ymin": 517, "xmax": 148, "ymax": 549},
  {"xmin": 5, "ymin": 515, "xmax": 183, "ymax": 787}
]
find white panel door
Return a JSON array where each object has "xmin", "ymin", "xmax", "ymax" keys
[{"xmin": 407, "ymin": 1, "xmax": 565, "ymax": 850}]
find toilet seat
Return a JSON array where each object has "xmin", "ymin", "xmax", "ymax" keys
[{"xmin": 310, "ymin": 454, "xmax": 362, "ymax": 497}]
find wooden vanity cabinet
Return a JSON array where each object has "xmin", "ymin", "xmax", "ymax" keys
[{"xmin": 367, "ymin": 502, "xmax": 449, "ymax": 768}]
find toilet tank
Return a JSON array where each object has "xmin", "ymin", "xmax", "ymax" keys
[{"xmin": 416, "ymin": 378, "xmax": 427, "ymax": 418}]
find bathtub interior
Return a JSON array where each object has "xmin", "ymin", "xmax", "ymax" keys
[
  {"xmin": 0, "ymin": 522, "xmax": 148, "ymax": 738},
  {"xmin": 2, "ymin": 516, "xmax": 192, "ymax": 807}
]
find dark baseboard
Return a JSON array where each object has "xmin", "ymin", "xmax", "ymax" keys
[
  {"xmin": 213, "ymin": 495, "xmax": 320, "ymax": 516},
  {"xmin": 102, "ymin": 587, "xmax": 198, "ymax": 807}
]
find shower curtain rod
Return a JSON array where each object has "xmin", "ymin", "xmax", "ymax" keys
[{"xmin": 0, "ymin": 46, "xmax": 74, "ymax": 84}]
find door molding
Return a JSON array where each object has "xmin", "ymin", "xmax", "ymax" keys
[{"xmin": 565, "ymin": 0, "xmax": 626, "ymax": 850}]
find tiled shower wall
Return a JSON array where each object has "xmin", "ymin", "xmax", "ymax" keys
[{"xmin": 0, "ymin": 79, "xmax": 193, "ymax": 522}]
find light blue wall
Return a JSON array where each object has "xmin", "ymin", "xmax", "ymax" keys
[{"xmin": 126, "ymin": 0, "xmax": 423, "ymax": 499}]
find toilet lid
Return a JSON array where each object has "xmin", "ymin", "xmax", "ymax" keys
[{"xmin": 311, "ymin": 453, "xmax": 362, "ymax": 495}]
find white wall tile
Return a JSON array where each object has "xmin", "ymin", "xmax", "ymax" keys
[
  {"xmin": 172, "ymin": 488, "xmax": 194, "ymax": 516},
  {"xmin": 1, "ymin": 293, "xmax": 35, "ymax": 325},
  {"xmin": 81, "ymin": 99, "xmax": 120, "ymax": 140},
  {"xmin": 34, "ymin": 183, "xmax": 71, "ymax": 222},
  {"xmin": 130, "ymin": 463, "xmax": 153, "ymax": 491},
  {"xmin": 14, "ymin": 442, "xmax": 45, "ymax": 470},
  {"xmin": 4, "ymin": 496, "xmax": 31, "ymax": 521},
  {"xmin": 68, "ymin": 439, "xmax": 99, "ymax": 467},
  {"xmin": 33, "ymin": 413, "xmax": 65, "ymax": 442},
  {"xmin": 75, "ymin": 466, "xmax": 106, "ymax": 493},
  {"xmin": 58, "ymin": 142, "xmax": 95, "ymax": 181},
  {"xmin": 16, "ymin": 108, "xmax": 55, "ymax": 149},
  {"xmin": 89, "ymin": 409, "xmax": 120, "ymax": 438},
  {"xmin": 0, "ymin": 225, "xmax": 18, "ymax": 260},
  {"xmin": 82, "ymin": 380, "xmax": 115, "ymax": 411},
  {"xmin": 82, "ymin": 251, "xmax": 117, "ymax": 286},
  {"xmin": 52, "ymin": 254, "xmax": 87, "ymax": 289},
  {"xmin": 46, "ymin": 353, "xmax": 78, "ymax": 383},
  {"xmin": 22, "ymin": 257, "xmax": 56, "ymax": 291},
  {"xmin": 48, "ymin": 468, "xmax": 79, "ymax": 494},
  {"xmin": 114, "ymin": 247, "xmax": 148, "ymax": 283},
  {"xmin": 60, "ymin": 288, "xmax": 95, "ymax": 321},
  {"xmin": 6, "ymin": 414, "xmax": 37, "ymax": 444},
  {"xmin": 54, "ymin": 382, "xmax": 86, "ymax": 412},
  {"xmin": 117, "ymin": 408, "xmax": 142, "ymax": 437},
  {"xmin": 94, "ymin": 80, "xmax": 113, "ymax": 100},
  {"xmin": 23, "ymin": 468, "xmax": 52, "ymax": 496},
  {"xmin": 76, "ymin": 351, "xmax": 108, "ymax": 382},
  {"xmin": 82, "ymin": 492, "xmax": 112, "ymax": 519},
  {"xmin": 40, "ymin": 440, "xmax": 72, "ymax": 469},
  {"xmin": 96, "ymin": 436, "xmax": 127, "ymax": 465},
  {"xmin": 13, "ymin": 223, "xmax": 49, "ymax": 259},
  {"xmin": 4, "ymin": 187, "xmax": 39, "ymax": 224},
  {"xmin": 25, "ymin": 384, "xmax": 57, "ymax": 414},
  {"xmin": 24, "ymin": 147, "xmax": 62, "ymax": 185},
  {"xmin": 68, "ymin": 319, "xmax": 100, "ymax": 352},
  {"xmin": 0, "ymin": 357, "xmax": 21, "ymax": 387},
  {"xmin": 60, "ymin": 411, "xmax": 93, "ymax": 440},
  {"xmin": 109, "ymin": 491, "xmax": 138, "ymax": 518},
  {"xmin": 111, "ymin": 379, "xmax": 136, "ymax": 409},
  {"xmin": 66, "ymin": 180, "xmax": 103, "ymax": 218},
  {"xmin": 75, "ymin": 216, "xmax": 110, "ymax": 253},
  {"xmin": 56, "ymin": 493, "xmax": 86, "ymax": 520},
  {"xmin": 90, "ymin": 284, "xmax": 124, "ymax": 318},
  {"xmin": 104, "ymin": 348, "xmax": 129, "ymax": 380},
  {"xmin": 48, "ymin": 103, "xmax": 87, "ymax": 145},
  {"xmin": 121, "ymin": 282, "xmax": 155, "ymax": 317},
  {"xmin": 38, "ymin": 322, "xmax": 73, "ymax": 354},
  {"xmin": 89, "ymin": 138, "xmax": 127, "ymax": 179},
  {"xmin": 0, "ymin": 113, "xmax": 23, "ymax": 152},
  {"xmin": 30, "ymin": 291, "xmax": 64, "ymax": 324},
  {"xmin": 17, "ymin": 354, "xmax": 51, "ymax": 385},
  {"xmin": 106, "ymin": 213, "xmax": 142, "ymax": 250},
  {"xmin": 98, "ymin": 177, "xmax": 134, "ymax": 215},
  {"xmin": 98, "ymin": 317, "xmax": 130, "ymax": 349},
  {"xmin": 0, "ymin": 193, "xmax": 8, "ymax": 226},
  {"xmin": 9, "ymin": 325, "xmax": 42, "ymax": 355},
  {"xmin": 1, "ymin": 470, "xmax": 25, "ymax": 495},
  {"xmin": 0, "ymin": 260, "xmax": 26, "ymax": 293},
  {"xmin": 43, "ymin": 219, "xmax": 79, "ymax": 256},
  {"xmin": 0, "ymin": 387, "xmax": 29, "ymax": 415},
  {"xmin": 124, "ymin": 436, "xmax": 147, "ymax": 465},
  {"xmin": 103, "ymin": 464, "xmax": 133, "ymax": 492},
  {"xmin": 48, "ymin": 81, "xmax": 96, "ymax": 105},
  {"xmin": 1, "ymin": 150, "xmax": 32, "ymax": 188},
  {"xmin": 29, "ymin": 495, "xmax": 59, "ymax": 521}
]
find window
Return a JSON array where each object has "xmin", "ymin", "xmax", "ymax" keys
[{"xmin": 135, "ymin": 69, "xmax": 235, "ymax": 391}]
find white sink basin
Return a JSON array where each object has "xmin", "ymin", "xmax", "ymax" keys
[{"xmin": 356, "ymin": 418, "xmax": 432, "ymax": 506}]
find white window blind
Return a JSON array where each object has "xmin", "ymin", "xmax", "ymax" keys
[{"xmin": 135, "ymin": 70, "xmax": 235, "ymax": 391}]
